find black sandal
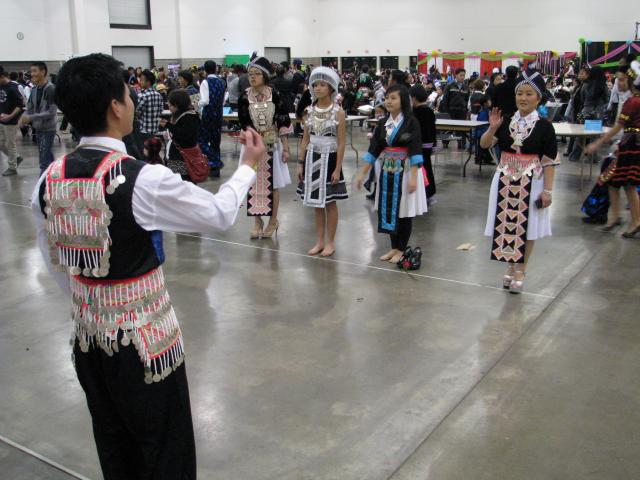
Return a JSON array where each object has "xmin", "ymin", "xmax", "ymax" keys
[
  {"xmin": 622, "ymin": 225, "xmax": 640, "ymax": 238},
  {"xmin": 397, "ymin": 247, "xmax": 414, "ymax": 270},
  {"xmin": 408, "ymin": 247, "xmax": 422, "ymax": 270}
]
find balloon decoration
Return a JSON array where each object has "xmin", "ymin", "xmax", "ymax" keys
[
  {"xmin": 578, "ymin": 37, "xmax": 586, "ymax": 44},
  {"xmin": 587, "ymin": 40, "xmax": 593, "ymax": 45},
  {"xmin": 416, "ymin": 50, "xmax": 536, "ymax": 67}
]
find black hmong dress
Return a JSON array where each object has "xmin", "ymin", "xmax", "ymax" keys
[
  {"xmin": 364, "ymin": 114, "xmax": 428, "ymax": 234},
  {"xmin": 484, "ymin": 110, "xmax": 559, "ymax": 263},
  {"xmin": 296, "ymin": 103, "xmax": 348, "ymax": 207},
  {"xmin": 238, "ymin": 87, "xmax": 293, "ymax": 216}
]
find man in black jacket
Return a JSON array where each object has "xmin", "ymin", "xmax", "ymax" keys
[
  {"xmin": 440, "ymin": 68, "xmax": 469, "ymax": 149},
  {"xmin": 492, "ymin": 65, "xmax": 519, "ymax": 117}
]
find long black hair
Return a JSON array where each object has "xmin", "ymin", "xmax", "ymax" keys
[{"xmin": 385, "ymin": 83, "xmax": 412, "ymax": 117}]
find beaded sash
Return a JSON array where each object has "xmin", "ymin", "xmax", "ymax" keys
[
  {"xmin": 378, "ymin": 147, "xmax": 408, "ymax": 234},
  {"xmin": 496, "ymin": 152, "xmax": 542, "ymax": 181},
  {"xmin": 45, "ymin": 151, "xmax": 128, "ymax": 278},
  {"xmin": 71, "ymin": 267, "xmax": 184, "ymax": 383}
]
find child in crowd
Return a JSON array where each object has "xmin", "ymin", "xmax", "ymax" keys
[
  {"xmin": 143, "ymin": 137, "xmax": 164, "ymax": 165},
  {"xmin": 475, "ymin": 95, "xmax": 494, "ymax": 165}
]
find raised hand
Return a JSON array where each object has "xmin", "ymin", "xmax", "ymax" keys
[{"xmin": 488, "ymin": 107, "xmax": 503, "ymax": 130}]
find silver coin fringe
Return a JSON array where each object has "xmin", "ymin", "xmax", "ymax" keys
[{"xmin": 70, "ymin": 268, "xmax": 185, "ymax": 384}]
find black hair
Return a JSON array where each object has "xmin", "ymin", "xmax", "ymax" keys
[
  {"xmin": 385, "ymin": 83, "xmax": 412, "ymax": 117},
  {"xmin": 505, "ymin": 65, "xmax": 518, "ymax": 79},
  {"xmin": 280, "ymin": 61, "xmax": 290, "ymax": 70},
  {"xmin": 178, "ymin": 70, "xmax": 194, "ymax": 85},
  {"xmin": 204, "ymin": 60, "xmax": 217, "ymax": 74},
  {"xmin": 362, "ymin": 65, "xmax": 369, "ymax": 73},
  {"xmin": 409, "ymin": 84, "xmax": 428, "ymax": 103},
  {"xmin": 479, "ymin": 94, "xmax": 490, "ymax": 106},
  {"xmin": 389, "ymin": 69, "xmax": 409, "ymax": 88},
  {"xmin": 141, "ymin": 69, "xmax": 155, "ymax": 85},
  {"xmin": 0, "ymin": 66, "xmax": 6, "ymax": 77},
  {"xmin": 31, "ymin": 61, "xmax": 48, "ymax": 75},
  {"xmin": 167, "ymin": 89, "xmax": 192, "ymax": 116},
  {"xmin": 454, "ymin": 68, "xmax": 466, "ymax": 76},
  {"xmin": 54, "ymin": 53, "xmax": 127, "ymax": 137},
  {"xmin": 9, "ymin": 71, "xmax": 18, "ymax": 81},
  {"xmin": 621, "ymin": 54, "xmax": 637, "ymax": 66},
  {"xmin": 618, "ymin": 65, "xmax": 639, "ymax": 91}
]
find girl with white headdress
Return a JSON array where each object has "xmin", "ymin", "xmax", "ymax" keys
[{"xmin": 296, "ymin": 67, "xmax": 348, "ymax": 256}]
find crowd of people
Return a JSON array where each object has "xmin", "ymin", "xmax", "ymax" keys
[{"xmin": 0, "ymin": 47, "xmax": 637, "ymax": 479}]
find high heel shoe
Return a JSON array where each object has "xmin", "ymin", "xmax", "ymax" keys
[
  {"xmin": 262, "ymin": 219, "xmax": 279, "ymax": 238},
  {"xmin": 397, "ymin": 247, "xmax": 413, "ymax": 270},
  {"xmin": 621, "ymin": 225, "xmax": 640, "ymax": 238},
  {"xmin": 250, "ymin": 218, "xmax": 264, "ymax": 239},
  {"xmin": 509, "ymin": 272, "xmax": 526, "ymax": 294},
  {"xmin": 503, "ymin": 264, "xmax": 516, "ymax": 289},
  {"xmin": 599, "ymin": 218, "xmax": 623, "ymax": 232}
]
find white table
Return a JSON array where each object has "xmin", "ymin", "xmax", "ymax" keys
[{"xmin": 552, "ymin": 122, "xmax": 610, "ymax": 190}]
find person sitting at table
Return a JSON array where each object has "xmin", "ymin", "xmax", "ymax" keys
[
  {"xmin": 161, "ymin": 89, "xmax": 200, "ymax": 181},
  {"xmin": 480, "ymin": 69, "xmax": 559, "ymax": 294}
]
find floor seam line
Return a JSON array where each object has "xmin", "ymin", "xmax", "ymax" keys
[
  {"xmin": 0, "ymin": 434, "xmax": 92, "ymax": 480},
  {"xmin": 383, "ymin": 237, "xmax": 611, "ymax": 480},
  {"xmin": 0, "ymin": 201, "xmax": 555, "ymax": 299}
]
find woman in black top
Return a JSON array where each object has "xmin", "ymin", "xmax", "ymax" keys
[
  {"xmin": 410, "ymin": 84, "xmax": 437, "ymax": 201},
  {"xmin": 161, "ymin": 89, "xmax": 200, "ymax": 180}
]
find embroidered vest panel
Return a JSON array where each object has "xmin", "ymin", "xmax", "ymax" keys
[{"xmin": 40, "ymin": 149, "xmax": 160, "ymax": 280}]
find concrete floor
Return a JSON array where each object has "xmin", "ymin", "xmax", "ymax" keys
[{"xmin": 0, "ymin": 129, "xmax": 638, "ymax": 479}]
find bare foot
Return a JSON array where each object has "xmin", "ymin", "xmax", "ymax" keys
[
  {"xmin": 320, "ymin": 244, "xmax": 335, "ymax": 257},
  {"xmin": 389, "ymin": 252, "xmax": 403, "ymax": 264},
  {"xmin": 380, "ymin": 249, "xmax": 396, "ymax": 261},
  {"xmin": 308, "ymin": 243, "xmax": 324, "ymax": 255}
]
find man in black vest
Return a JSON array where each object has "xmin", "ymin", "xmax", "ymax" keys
[{"xmin": 31, "ymin": 53, "xmax": 264, "ymax": 480}]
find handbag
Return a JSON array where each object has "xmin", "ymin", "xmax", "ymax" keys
[{"xmin": 173, "ymin": 140, "xmax": 209, "ymax": 183}]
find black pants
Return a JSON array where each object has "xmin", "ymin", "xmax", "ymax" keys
[
  {"xmin": 74, "ymin": 339, "xmax": 196, "ymax": 480},
  {"xmin": 422, "ymin": 149, "xmax": 436, "ymax": 198},
  {"xmin": 390, "ymin": 217, "xmax": 412, "ymax": 251}
]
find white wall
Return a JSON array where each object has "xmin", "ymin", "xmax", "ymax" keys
[
  {"xmin": 311, "ymin": 0, "xmax": 638, "ymax": 56},
  {"xmin": 177, "ymin": 0, "xmax": 263, "ymax": 59},
  {"xmin": 0, "ymin": 0, "xmax": 637, "ymax": 62},
  {"xmin": 0, "ymin": 0, "xmax": 73, "ymax": 61}
]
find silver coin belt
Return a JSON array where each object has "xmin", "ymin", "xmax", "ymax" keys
[{"xmin": 70, "ymin": 267, "xmax": 185, "ymax": 384}]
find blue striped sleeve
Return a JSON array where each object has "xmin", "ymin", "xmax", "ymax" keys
[
  {"xmin": 363, "ymin": 152, "xmax": 377, "ymax": 165},
  {"xmin": 409, "ymin": 154, "xmax": 424, "ymax": 166}
]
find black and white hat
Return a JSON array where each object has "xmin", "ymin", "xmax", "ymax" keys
[
  {"xmin": 248, "ymin": 56, "xmax": 273, "ymax": 77},
  {"xmin": 515, "ymin": 69, "xmax": 546, "ymax": 98}
]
